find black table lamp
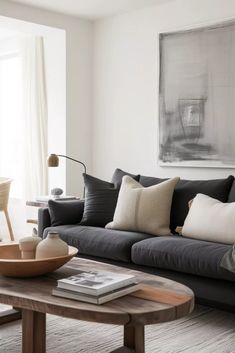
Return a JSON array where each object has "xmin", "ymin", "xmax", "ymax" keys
[{"xmin": 47, "ymin": 154, "xmax": 86, "ymax": 197}]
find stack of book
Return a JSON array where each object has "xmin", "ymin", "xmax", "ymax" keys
[{"xmin": 52, "ymin": 270, "xmax": 141, "ymax": 304}]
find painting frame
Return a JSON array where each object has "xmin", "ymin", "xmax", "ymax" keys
[{"xmin": 158, "ymin": 21, "xmax": 235, "ymax": 168}]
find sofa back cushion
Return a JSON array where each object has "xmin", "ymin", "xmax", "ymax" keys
[
  {"xmin": 111, "ymin": 168, "xmax": 140, "ymax": 187},
  {"xmin": 139, "ymin": 175, "xmax": 234, "ymax": 233}
]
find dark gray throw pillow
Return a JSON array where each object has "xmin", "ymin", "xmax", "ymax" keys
[
  {"xmin": 139, "ymin": 174, "xmax": 234, "ymax": 233},
  {"xmin": 79, "ymin": 174, "xmax": 120, "ymax": 227},
  {"xmin": 227, "ymin": 180, "xmax": 235, "ymax": 202},
  {"xmin": 48, "ymin": 199, "xmax": 84, "ymax": 227},
  {"xmin": 111, "ymin": 168, "xmax": 140, "ymax": 187}
]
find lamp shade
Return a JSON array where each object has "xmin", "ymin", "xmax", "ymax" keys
[{"xmin": 47, "ymin": 154, "xmax": 59, "ymax": 167}]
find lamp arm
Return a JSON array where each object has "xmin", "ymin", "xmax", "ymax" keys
[{"xmin": 57, "ymin": 155, "xmax": 87, "ymax": 174}]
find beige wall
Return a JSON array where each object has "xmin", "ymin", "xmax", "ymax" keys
[{"xmin": 0, "ymin": 0, "xmax": 93, "ymax": 197}]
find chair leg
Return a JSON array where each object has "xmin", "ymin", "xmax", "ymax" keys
[{"xmin": 4, "ymin": 209, "xmax": 14, "ymax": 241}]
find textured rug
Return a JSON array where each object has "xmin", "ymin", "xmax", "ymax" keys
[{"xmin": 0, "ymin": 305, "xmax": 235, "ymax": 353}]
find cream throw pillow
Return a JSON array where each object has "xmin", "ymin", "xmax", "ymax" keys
[
  {"xmin": 106, "ymin": 176, "xmax": 179, "ymax": 236},
  {"xmin": 182, "ymin": 193, "xmax": 235, "ymax": 244}
]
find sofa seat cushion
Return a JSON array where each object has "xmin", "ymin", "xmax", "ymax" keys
[
  {"xmin": 131, "ymin": 236, "xmax": 235, "ymax": 281},
  {"xmin": 43, "ymin": 225, "xmax": 150, "ymax": 263}
]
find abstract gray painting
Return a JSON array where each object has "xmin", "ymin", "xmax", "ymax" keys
[{"xmin": 159, "ymin": 21, "xmax": 235, "ymax": 167}]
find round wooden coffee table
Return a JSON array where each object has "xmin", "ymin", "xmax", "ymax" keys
[{"xmin": 0, "ymin": 258, "xmax": 194, "ymax": 353}]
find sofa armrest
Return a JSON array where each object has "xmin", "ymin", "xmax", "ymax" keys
[{"xmin": 38, "ymin": 207, "xmax": 51, "ymax": 238}]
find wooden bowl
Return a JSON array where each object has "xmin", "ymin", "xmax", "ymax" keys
[{"xmin": 0, "ymin": 243, "xmax": 78, "ymax": 277}]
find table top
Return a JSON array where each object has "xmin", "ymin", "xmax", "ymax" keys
[
  {"xmin": 26, "ymin": 197, "xmax": 80, "ymax": 207},
  {"xmin": 26, "ymin": 200, "xmax": 48, "ymax": 207},
  {"xmin": 0, "ymin": 258, "xmax": 194, "ymax": 326}
]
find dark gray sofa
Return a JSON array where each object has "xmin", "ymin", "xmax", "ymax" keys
[{"xmin": 38, "ymin": 172, "xmax": 235, "ymax": 312}]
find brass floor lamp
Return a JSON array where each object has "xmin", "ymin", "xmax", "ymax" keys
[{"xmin": 47, "ymin": 154, "xmax": 86, "ymax": 197}]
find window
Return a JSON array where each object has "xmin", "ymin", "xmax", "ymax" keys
[{"xmin": 0, "ymin": 50, "xmax": 24, "ymax": 198}]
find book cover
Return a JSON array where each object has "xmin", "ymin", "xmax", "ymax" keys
[
  {"xmin": 57, "ymin": 270, "xmax": 136, "ymax": 295},
  {"xmin": 52, "ymin": 283, "xmax": 141, "ymax": 304}
]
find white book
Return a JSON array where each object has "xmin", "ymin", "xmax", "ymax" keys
[
  {"xmin": 52, "ymin": 283, "xmax": 141, "ymax": 305},
  {"xmin": 57, "ymin": 270, "xmax": 137, "ymax": 296}
]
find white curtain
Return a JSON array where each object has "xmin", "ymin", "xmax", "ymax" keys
[
  {"xmin": 0, "ymin": 35, "xmax": 48, "ymax": 238},
  {"xmin": 21, "ymin": 36, "xmax": 48, "ymax": 199}
]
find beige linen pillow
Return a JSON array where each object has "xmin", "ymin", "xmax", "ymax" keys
[
  {"xmin": 106, "ymin": 176, "xmax": 180, "ymax": 236},
  {"xmin": 182, "ymin": 193, "xmax": 235, "ymax": 244}
]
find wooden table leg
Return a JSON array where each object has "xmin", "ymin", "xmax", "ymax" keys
[
  {"xmin": 22, "ymin": 309, "xmax": 46, "ymax": 353},
  {"xmin": 110, "ymin": 325, "xmax": 145, "ymax": 353}
]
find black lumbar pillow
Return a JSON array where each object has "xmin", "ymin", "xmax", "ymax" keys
[
  {"xmin": 48, "ymin": 199, "xmax": 84, "ymax": 227},
  {"xmin": 79, "ymin": 174, "xmax": 120, "ymax": 227}
]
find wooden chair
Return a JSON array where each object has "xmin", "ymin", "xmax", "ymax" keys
[{"xmin": 0, "ymin": 178, "xmax": 14, "ymax": 241}]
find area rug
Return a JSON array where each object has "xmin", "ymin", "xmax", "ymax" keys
[{"xmin": 0, "ymin": 305, "xmax": 235, "ymax": 353}]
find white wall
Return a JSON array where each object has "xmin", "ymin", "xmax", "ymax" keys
[
  {"xmin": 93, "ymin": 0, "xmax": 235, "ymax": 181},
  {"xmin": 0, "ymin": 0, "xmax": 93, "ymax": 197}
]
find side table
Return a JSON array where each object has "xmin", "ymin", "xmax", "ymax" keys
[
  {"xmin": 26, "ymin": 201, "xmax": 48, "ymax": 224},
  {"xmin": 26, "ymin": 197, "xmax": 80, "ymax": 224}
]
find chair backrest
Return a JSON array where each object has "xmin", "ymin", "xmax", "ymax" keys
[{"xmin": 0, "ymin": 178, "xmax": 12, "ymax": 211}]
